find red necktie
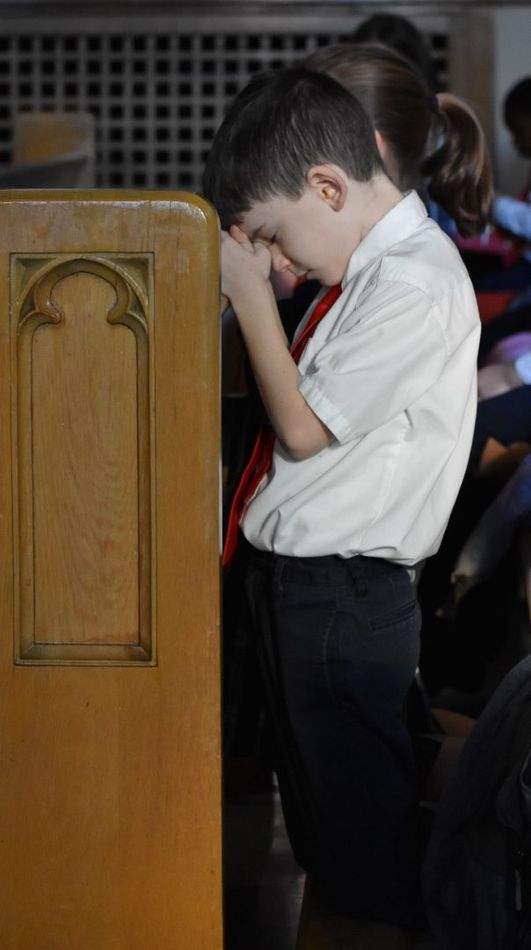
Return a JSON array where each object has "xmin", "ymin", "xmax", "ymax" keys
[{"xmin": 223, "ymin": 283, "xmax": 342, "ymax": 567}]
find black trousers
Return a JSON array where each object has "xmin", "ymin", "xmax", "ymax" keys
[{"xmin": 245, "ymin": 545, "xmax": 425, "ymax": 929}]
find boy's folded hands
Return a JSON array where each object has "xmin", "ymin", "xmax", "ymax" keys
[{"xmin": 220, "ymin": 226, "xmax": 272, "ymax": 305}]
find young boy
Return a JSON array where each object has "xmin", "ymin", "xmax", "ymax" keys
[{"xmin": 204, "ymin": 68, "xmax": 480, "ymax": 929}]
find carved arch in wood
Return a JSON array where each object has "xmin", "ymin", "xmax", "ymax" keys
[{"xmin": 12, "ymin": 254, "xmax": 156, "ymax": 666}]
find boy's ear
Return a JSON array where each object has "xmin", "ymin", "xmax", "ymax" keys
[
  {"xmin": 306, "ymin": 164, "xmax": 348, "ymax": 211},
  {"xmin": 374, "ymin": 129, "xmax": 387, "ymax": 162}
]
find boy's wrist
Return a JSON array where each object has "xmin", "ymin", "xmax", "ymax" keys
[{"xmin": 226, "ymin": 275, "xmax": 272, "ymax": 318}]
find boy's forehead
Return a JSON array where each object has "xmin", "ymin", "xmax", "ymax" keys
[
  {"xmin": 239, "ymin": 198, "xmax": 279, "ymax": 236},
  {"xmin": 237, "ymin": 187, "xmax": 316, "ymax": 238}
]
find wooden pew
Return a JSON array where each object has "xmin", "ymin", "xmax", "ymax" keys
[{"xmin": 0, "ymin": 191, "xmax": 222, "ymax": 949}]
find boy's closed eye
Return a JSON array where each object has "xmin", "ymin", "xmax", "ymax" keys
[{"xmin": 231, "ymin": 224, "xmax": 277, "ymax": 251}]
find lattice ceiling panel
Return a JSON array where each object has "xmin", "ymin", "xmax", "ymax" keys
[{"xmin": 0, "ymin": 26, "xmax": 449, "ymax": 191}]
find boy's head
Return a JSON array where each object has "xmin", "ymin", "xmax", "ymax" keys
[
  {"xmin": 504, "ymin": 77, "xmax": 531, "ymax": 159},
  {"xmin": 202, "ymin": 66, "xmax": 384, "ymax": 231}
]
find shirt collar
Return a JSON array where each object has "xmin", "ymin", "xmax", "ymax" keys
[{"xmin": 342, "ymin": 191, "xmax": 428, "ymax": 288}]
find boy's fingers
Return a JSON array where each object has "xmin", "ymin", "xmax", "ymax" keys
[
  {"xmin": 230, "ymin": 224, "xmax": 254, "ymax": 251},
  {"xmin": 221, "ymin": 225, "xmax": 272, "ymax": 285},
  {"xmin": 229, "ymin": 224, "xmax": 246, "ymax": 241}
]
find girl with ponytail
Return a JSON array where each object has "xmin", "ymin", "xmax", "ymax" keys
[{"xmin": 303, "ymin": 42, "xmax": 492, "ymax": 238}]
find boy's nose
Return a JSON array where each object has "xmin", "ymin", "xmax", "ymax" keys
[{"xmin": 270, "ymin": 246, "xmax": 292, "ymax": 272}]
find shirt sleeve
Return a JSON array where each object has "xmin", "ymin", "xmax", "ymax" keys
[
  {"xmin": 493, "ymin": 195, "xmax": 531, "ymax": 241},
  {"xmin": 298, "ymin": 280, "xmax": 449, "ymax": 443}
]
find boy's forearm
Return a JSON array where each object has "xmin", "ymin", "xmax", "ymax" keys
[{"xmin": 230, "ymin": 280, "xmax": 332, "ymax": 459}]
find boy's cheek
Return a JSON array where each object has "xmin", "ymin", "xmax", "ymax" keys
[{"xmin": 271, "ymin": 271, "xmax": 298, "ymax": 299}]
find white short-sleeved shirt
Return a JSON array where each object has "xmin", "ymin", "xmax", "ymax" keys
[{"xmin": 242, "ymin": 191, "xmax": 480, "ymax": 566}]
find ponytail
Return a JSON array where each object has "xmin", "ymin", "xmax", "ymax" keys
[
  {"xmin": 421, "ymin": 93, "xmax": 493, "ymax": 237},
  {"xmin": 304, "ymin": 43, "xmax": 493, "ymax": 236}
]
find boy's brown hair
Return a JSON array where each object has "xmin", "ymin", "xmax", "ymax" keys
[{"xmin": 202, "ymin": 67, "xmax": 383, "ymax": 229}]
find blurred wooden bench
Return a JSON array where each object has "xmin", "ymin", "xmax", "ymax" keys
[
  {"xmin": 0, "ymin": 111, "xmax": 95, "ymax": 187},
  {"xmin": 0, "ymin": 151, "xmax": 93, "ymax": 187}
]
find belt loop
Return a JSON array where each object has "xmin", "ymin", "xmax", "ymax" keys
[
  {"xmin": 272, "ymin": 553, "xmax": 287, "ymax": 594},
  {"xmin": 346, "ymin": 556, "xmax": 368, "ymax": 597}
]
